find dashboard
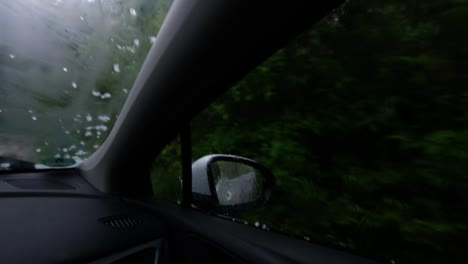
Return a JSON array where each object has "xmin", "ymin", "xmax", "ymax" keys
[{"xmin": 0, "ymin": 170, "xmax": 166, "ymax": 264}]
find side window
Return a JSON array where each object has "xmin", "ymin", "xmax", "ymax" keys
[
  {"xmin": 151, "ymin": 138, "xmax": 182, "ymax": 203},
  {"xmin": 190, "ymin": 1, "xmax": 468, "ymax": 263}
]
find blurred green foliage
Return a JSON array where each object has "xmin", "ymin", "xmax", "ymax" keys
[{"xmin": 151, "ymin": 0, "xmax": 468, "ymax": 263}]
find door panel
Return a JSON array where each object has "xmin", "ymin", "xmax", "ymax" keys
[{"xmin": 143, "ymin": 201, "xmax": 378, "ymax": 264}]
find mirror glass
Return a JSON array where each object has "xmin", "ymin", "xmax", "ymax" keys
[{"xmin": 211, "ymin": 160, "xmax": 265, "ymax": 206}]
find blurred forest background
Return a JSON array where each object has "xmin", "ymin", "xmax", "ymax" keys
[{"xmin": 152, "ymin": 0, "xmax": 468, "ymax": 263}]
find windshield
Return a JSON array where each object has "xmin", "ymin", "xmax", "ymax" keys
[{"xmin": 0, "ymin": 0, "xmax": 173, "ymax": 169}]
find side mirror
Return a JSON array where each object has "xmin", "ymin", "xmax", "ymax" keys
[{"xmin": 192, "ymin": 154, "xmax": 275, "ymax": 212}]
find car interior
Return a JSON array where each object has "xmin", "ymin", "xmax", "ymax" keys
[{"xmin": 0, "ymin": 0, "xmax": 397, "ymax": 263}]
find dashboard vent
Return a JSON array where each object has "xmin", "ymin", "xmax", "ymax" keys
[{"xmin": 100, "ymin": 215, "xmax": 142, "ymax": 229}]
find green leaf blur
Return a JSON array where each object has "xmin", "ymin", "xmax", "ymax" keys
[{"xmin": 153, "ymin": 0, "xmax": 468, "ymax": 263}]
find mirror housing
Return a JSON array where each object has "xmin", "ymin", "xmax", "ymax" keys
[{"xmin": 192, "ymin": 154, "xmax": 275, "ymax": 213}]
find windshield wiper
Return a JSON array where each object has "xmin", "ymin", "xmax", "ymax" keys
[{"xmin": 0, "ymin": 156, "xmax": 36, "ymax": 171}]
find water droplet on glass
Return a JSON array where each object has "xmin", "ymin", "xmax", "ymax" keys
[
  {"xmin": 98, "ymin": 115, "xmax": 110, "ymax": 122},
  {"xmin": 28, "ymin": 109, "xmax": 33, "ymax": 113},
  {"xmin": 304, "ymin": 236, "xmax": 310, "ymax": 241},
  {"xmin": 80, "ymin": 141, "xmax": 85, "ymax": 146},
  {"xmin": 64, "ymin": 154, "xmax": 71, "ymax": 159},
  {"xmin": 149, "ymin": 36, "xmax": 157, "ymax": 44},
  {"xmin": 92, "ymin": 90, "xmax": 101, "ymax": 97},
  {"xmin": 31, "ymin": 116, "xmax": 37, "ymax": 121},
  {"xmin": 86, "ymin": 114, "xmax": 93, "ymax": 122},
  {"xmin": 100, "ymin": 92, "xmax": 112, "ymax": 99},
  {"xmin": 85, "ymin": 131, "xmax": 92, "ymax": 137},
  {"xmin": 0, "ymin": 109, "xmax": 3, "ymax": 113},
  {"xmin": 80, "ymin": 16, "xmax": 84, "ymax": 21},
  {"xmin": 72, "ymin": 82, "xmax": 77, "ymax": 88},
  {"xmin": 93, "ymin": 145, "xmax": 99, "ymax": 149},
  {"xmin": 113, "ymin": 64, "xmax": 120, "ymax": 73},
  {"xmin": 95, "ymin": 125, "xmax": 108, "ymax": 132},
  {"xmin": 254, "ymin": 222, "xmax": 260, "ymax": 227},
  {"xmin": 129, "ymin": 8, "xmax": 137, "ymax": 16},
  {"xmin": 133, "ymin": 39, "xmax": 140, "ymax": 47},
  {"xmin": 9, "ymin": 54, "xmax": 15, "ymax": 59},
  {"xmin": 262, "ymin": 224, "xmax": 268, "ymax": 230},
  {"xmin": 123, "ymin": 89, "xmax": 128, "ymax": 94},
  {"xmin": 63, "ymin": 67, "xmax": 68, "ymax": 72},
  {"xmin": 36, "ymin": 148, "xmax": 41, "ymax": 153},
  {"xmin": 88, "ymin": 0, "xmax": 95, "ymax": 3},
  {"xmin": 76, "ymin": 150, "xmax": 87, "ymax": 156}
]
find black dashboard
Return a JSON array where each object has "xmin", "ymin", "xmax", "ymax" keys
[{"xmin": 0, "ymin": 170, "xmax": 166, "ymax": 264}]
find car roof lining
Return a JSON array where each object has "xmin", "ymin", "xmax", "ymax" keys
[{"xmin": 79, "ymin": 0, "xmax": 344, "ymax": 197}]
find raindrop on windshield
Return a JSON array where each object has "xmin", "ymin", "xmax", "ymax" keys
[
  {"xmin": 129, "ymin": 8, "xmax": 137, "ymax": 16},
  {"xmin": 76, "ymin": 150, "xmax": 87, "ymax": 156},
  {"xmin": 98, "ymin": 115, "xmax": 111, "ymax": 122},
  {"xmin": 36, "ymin": 148, "xmax": 41, "ymax": 153},
  {"xmin": 149, "ymin": 36, "xmax": 157, "ymax": 44},
  {"xmin": 63, "ymin": 67, "xmax": 68, "ymax": 72},
  {"xmin": 113, "ymin": 64, "xmax": 121, "ymax": 73},
  {"xmin": 31, "ymin": 116, "xmax": 37, "ymax": 121},
  {"xmin": 9, "ymin": 54, "xmax": 15, "ymax": 59},
  {"xmin": 72, "ymin": 82, "xmax": 77, "ymax": 88},
  {"xmin": 100, "ymin": 92, "xmax": 112, "ymax": 99},
  {"xmin": 95, "ymin": 125, "xmax": 108, "ymax": 131}
]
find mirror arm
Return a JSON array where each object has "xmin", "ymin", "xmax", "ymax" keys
[{"xmin": 180, "ymin": 124, "xmax": 192, "ymax": 207}]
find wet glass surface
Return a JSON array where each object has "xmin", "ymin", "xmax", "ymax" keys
[{"xmin": 0, "ymin": 0, "xmax": 173, "ymax": 168}]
